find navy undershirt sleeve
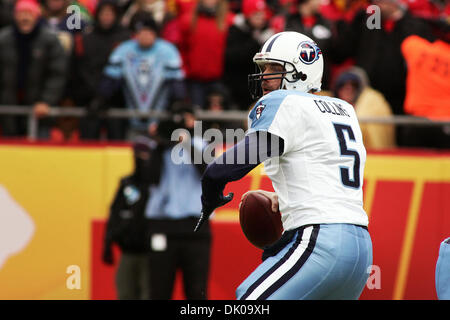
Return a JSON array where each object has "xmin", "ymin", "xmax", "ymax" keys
[{"xmin": 201, "ymin": 131, "xmax": 284, "ymax": 209}]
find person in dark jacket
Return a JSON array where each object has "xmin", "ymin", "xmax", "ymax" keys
[
  {"xmin": 102, "ymin": 135, "xmax": 163, "ymax": 300},
  {"xmin": 336, "ymin": 1, "xmax": 435, "ymax": 115},
  {"xmin": 224, "ymin": 0, "xmax": 275, "ymax": 110},
  {"xmin": 144, "ymin": 105, "xmax": 211, "ymax": 300},
  {"xmin": 0, "ymin": 0, "xmax": 15, "ymax": 28},
  {"xmin": 0, "ymin": 0, "xmax": 68, "ymax": 138},
  {"xmin": 335, "ymin": 0, "xmax": 435, "ymax": 146},
  {"xmin": 73, "ymin": 0, "xmax": 131, "ymax": 140}
]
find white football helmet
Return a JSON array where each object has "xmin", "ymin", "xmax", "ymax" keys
[{"xmin": 248, "ymin": 31, "xmax": 324, "ymax": 99}]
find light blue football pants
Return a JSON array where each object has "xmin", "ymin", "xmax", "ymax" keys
[
  {"xmin": 236, "ymin": 223, "xmax": 373, "ymax": 300},
  {"xmin": 436, "ymin": 237, "xmax": 450, "ymax": 300}
]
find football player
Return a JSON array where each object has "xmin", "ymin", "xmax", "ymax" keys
[
  {"xmin": 436, "ymin": 237, "xmax": 450, "ymax": 300},
  {"xmin": 195, "ymin": 31, "xmax": 373, "ymax": 300}
]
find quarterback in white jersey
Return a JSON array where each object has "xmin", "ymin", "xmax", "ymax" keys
[
  {"xmin": 196, "ymin": 31, "xmax": 373, "ymax": 300},
  {"xmin": 248, "ymin": 89, "xmax": 369, "ymax": 230}
]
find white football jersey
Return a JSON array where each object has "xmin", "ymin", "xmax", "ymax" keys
[{"xmin": 247, "ymin": 90, "xmax": 368, "ymax": 231}]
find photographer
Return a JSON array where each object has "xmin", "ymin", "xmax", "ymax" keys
[
  {"xmin": 102, "ymin": 135, "xmax": 163, "ymax": 300},
  {"xmin": 144, "ymin": 103, "xmax": 211, "ymax": 300}
]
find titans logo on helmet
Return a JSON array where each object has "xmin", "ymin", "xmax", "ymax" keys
[
  {"xmin": 255, "ymin": 104, "xmax": 266, "ymax": 120},
  {"xmin": 298, "ymin": 42, "xmax": 322, "ymax": 65}
]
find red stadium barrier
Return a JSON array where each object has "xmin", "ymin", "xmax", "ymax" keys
[
  {"xmin": 0, "ymin": 141, "xmax": 448, "ymax": 300},
  {"xmin": 91, "ymin": 150, "xmax": 450, "ymax": 300}
]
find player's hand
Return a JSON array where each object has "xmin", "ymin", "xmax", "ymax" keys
[
  {"xmin": 194, "ymin": 192, "xmax": 234, "ymax": 232},
  {"xmin": 33, "ymin": 102, "xmax": 50, "ymax": 118},
  {"xmin": 241, "ymin": 190, "xmax": 279, "ymax": 213}
]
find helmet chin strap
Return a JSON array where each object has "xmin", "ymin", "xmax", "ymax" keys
[
  {"xmin": 281, "ymin": 68, "xmax": 309, "ymax": 92},
  {"xmin": 292, "ymin": 71, "xmax": 307, "ymax": 81}
]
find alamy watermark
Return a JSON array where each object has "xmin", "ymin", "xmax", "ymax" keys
[
  {"xmin": 65, "ymin": 4, "xmax": 381, "ymax": 33},
  {"xmin": 66, "ymin": 264, "xmax": 81, "ymax": 290},
  {"xmin": 366, "ymin": 264, "xmax": 381, "ymax": 290},
  {"xmin": 366, "ymin": 5, "xmax": 382, "ymax": 30},
  {"xmin": 66, "ymin": 5, "xmax": 82, "ymax": 31},
  {"xmin": 170, "ymin": 121, "xmax": 281, "ymax": 169}
]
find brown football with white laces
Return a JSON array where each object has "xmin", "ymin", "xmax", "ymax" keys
[{"xmin": 239, "ymin": 192, "xmax": 283, "ymax": 249}]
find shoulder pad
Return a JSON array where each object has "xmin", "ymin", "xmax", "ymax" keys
[{"xmin": 249, "ymin": 90, "xmax": 288, "ymax": 121}]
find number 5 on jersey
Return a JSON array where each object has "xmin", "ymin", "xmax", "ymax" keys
[{"xmin": 333, "ymin": 123, "xmax": 361, "ymax": 189}]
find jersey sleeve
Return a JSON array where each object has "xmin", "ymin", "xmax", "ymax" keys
[
  {"xmin": 103, "ymin": 43, "xmax": 126, "ymax": 80},
  {"xmin": 247, "ymin": 91, "xmax": 298, "ymax": 154}
]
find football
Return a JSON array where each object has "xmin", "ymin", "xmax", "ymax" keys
[{"xmin": 239, "ymin": 192, "xmax": 283, "ymax": 249}]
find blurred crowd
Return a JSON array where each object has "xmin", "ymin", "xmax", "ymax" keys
[{"xmin": 0, "ymin": 0, "xmax": 449, "ymax": 148}]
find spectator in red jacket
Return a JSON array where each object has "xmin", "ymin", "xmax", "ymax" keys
[
  {"xmin": 320, "ymin": 0, "xmax": 368, "ymax": 22},
  {"xmin": 403, "ymin": 0, "xmax": 449, "ymax": 20},
  {"xmin": 402, "ymin": 0, "xmax": 450, "ymax": 42},
  {"xmin": 162, "ymin": 0, "xmax": 197, "ymax": 45},
  {"xmin": 165, "ymin": 0, "xmax": 197, "ymax": 18},
  {"xmin": 178, "ymin": 0, "xmax": 234, "ymax": 108}
]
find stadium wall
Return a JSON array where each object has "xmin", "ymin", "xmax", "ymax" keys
[{"xmin": 0, "ymin": 142, "xmax": 448, "ymax": 300}]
